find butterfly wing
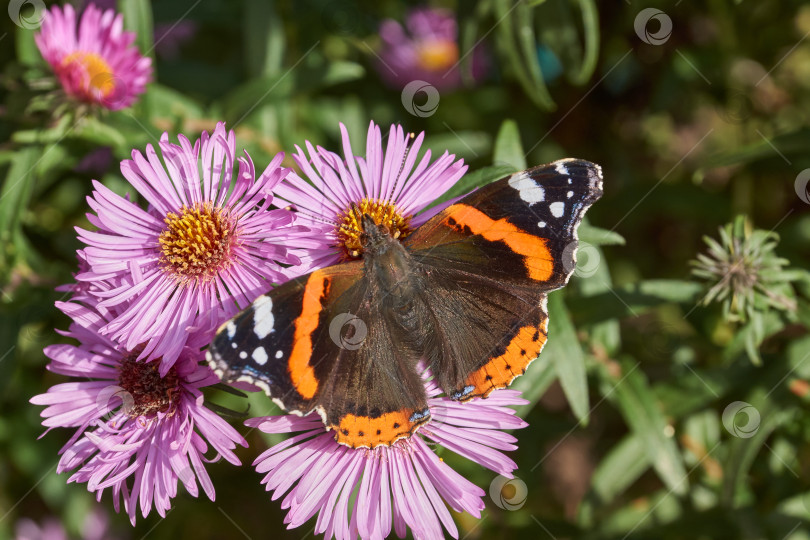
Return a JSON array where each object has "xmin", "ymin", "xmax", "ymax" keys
[
  {"xmin": 206, "ymin": 262, "xmax": 430, "ymax": 448},
  {"xmin": 404, "ymin": 159, "xmax": 603, "ymax": 399}
]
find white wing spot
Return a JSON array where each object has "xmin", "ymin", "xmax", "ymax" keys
[
  {"xmin": 554, "ymin": 162, "xmax": 569, "ymax": 175},
  {"xmin": 508, "ymin": 172, "xmax": 545, "ymax": 204},
  {"xmin": 567, "ymin": 191, "xmax": 574, "ymax": 198},
  {"xmin": 252, "ymin": 347, "xmax": 269, "ymax": 366},
  {"xmin": 253, "ymin": 296, "xmax": 275, "ymax": 339},
  {"xmin": 226, "ymin": 322, "xmax": 236, "ymax": 339},
  {"xmin": 538, "ymin": 221, "xmax": 546, "ymax": 228},
  {"xmin": 550, "ymin": 202, "xmax": 566, "ymax": 218},
  {"xmin": 239, "ymin": 351, "xmax": 247, "ymax": 359},
  {"xmin": 275, "ymin": 350, "xmax": 283, "ymax": 359},
  {"xmin": 231, "ymin": 343, "xmax": 237, "ymax": 349},
  {"xmin": 567, "ymin": 178, "xmax": 572, "ymax": 184}
]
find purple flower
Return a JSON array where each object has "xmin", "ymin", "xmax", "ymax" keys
[
  {"xmin": 30, "ymin": 299, "xmax": 247, "ymax": 525},
  {"xmin": 247, "ymin": 368, "xmax": 527, "ymax": 539},
  {"xmin": 35, "ymin": 4, "xmax": 152, "ymax": 110},
  {"xmin": 15, "ymin": 506, "xmax": 117, "ymax": 540},
  {"xmin": 377, "ymin": 8, "xmax": 487, "ymax": 90},
  {"xmin": 76, "ymin": 122, "xmax": 307, "ymax": 372},
  {"xmin": 273, "ymin": 121, "xmax": 467, "ymax": 270}
]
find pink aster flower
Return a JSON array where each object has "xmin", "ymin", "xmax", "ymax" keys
[
  {"xmin": 377, "ymin": 8, "xmax": 487, "ymax": 90},
  {"xmin": 273, "ymin": 121, "xmax": 467, "ymax": 270},
  {"xmin": 30, "ymin": 299, "xmax": 247, "ymax": 525},
  {"xmin": 76, "ymin": 122, "xmax": 307, "ymax": 372},
  {"xmin": 35, "ymin": 4, "xmax": 152, "ymax": 110},
  {"xmin": 247, "ymin": 369, "xmax": 527, "ymax": 539}
]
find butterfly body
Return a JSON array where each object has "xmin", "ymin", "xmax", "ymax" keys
[{"xmin": 207, "ymin": 159, "xmax": 603, "ymax": 448}]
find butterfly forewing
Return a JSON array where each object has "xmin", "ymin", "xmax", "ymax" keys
[{"xmin": 404, "ymin": 159, "xmax": 603, "ymax": 399}]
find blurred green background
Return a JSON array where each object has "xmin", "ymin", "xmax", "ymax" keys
[{"xmin": 2, "ymin": 0, "xmax": 810, "ymax": 538}]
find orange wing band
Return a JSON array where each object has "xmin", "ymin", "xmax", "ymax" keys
[
  {"xmin": 332, "ymin": 409, "xmax": 430, "ymax": 448},
  {"xmin": 443, "ymin": 204, "xmax": 554, "ymax": 282},
  {"xmin": 464, "ymin": 324, "xmax": 548, "ymax": 399},
  {"xmin": 287, "ymin": 271, "xmax": 330, "ymax": 400}
]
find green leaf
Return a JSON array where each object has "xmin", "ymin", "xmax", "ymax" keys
[
  {"xmin": 492, "ymin": 0, "xmax": 555, "ymax": 110},
  {"xmin": 588, "ymin": 434, "xmax": 651, "ymax": 504},
  {"xmin": 700, "ymin": 127, "xmax": 810, "ymax": 170},
  {"xmin": 721, "ymin": 390, "xmax": 793, "ymax": 507},
  {"xmin": 611, "ymin": 360, "xmax": 689, "ymax": 495},
  {"xmin": 244, "ymin": 0, "xmax": 284, "ymax": 77},
  {"xmin": 222, "ymin": 60, "xmax": 365, "ymax": 124},
  {"xmin": 119, "ymin": 0, "xmax": 154, "ymax": 60},
  {"xmin": 578, "ymin": 222, "xmax": 626, "ymax": 246},
  {"xmin": 511, "ymin": 356, "xmax": 556, "ymax": 418},
  {"xmin": 493, "ymin": 119, "xmax": 527, "ymax": 170},
  {"xmin": 0, "ymin": 146, "xmax": 40, "ymax": 237},
  {"xmin": 548, "ymin": 292, "xmax": 590, "ymax": 425},
  {"xmin": 73, "ymin": 117, "xmax": 128, "ymax": 150},
  {"xmin": 568, "ymin": 280, "xmax": 704, "ymax": 324}
]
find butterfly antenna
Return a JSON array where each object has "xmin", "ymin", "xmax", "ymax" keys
[
  {"xmin": 387, "ymin": 132, "xmax": 416, "ymax": 204},
  {"xmin": 283, "ymin": 203, "xmax": 340, "ymax": 229}
]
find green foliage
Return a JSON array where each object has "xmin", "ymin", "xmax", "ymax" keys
[{"xmin": 2, "ymin": 1, "xmax": 810, "ymax": 539}]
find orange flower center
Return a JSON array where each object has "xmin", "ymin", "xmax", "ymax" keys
[
  {"xmin": 336, "ymin": 198, "xmax": 412, "ymax": 258},
  {"xmin": 158, "ymin": 203, "xmax": 235, "ymax": 282},
  {"xmin": 118, "ymin": 355, "xmax": 180, "ymax": 418},
  {"xmin": 416, "ymin": 40, "xmax": 459, "ymax": 72},
  {"xmin": 61, "ymin": 51, "xmax": 115, "ymax": 97}
]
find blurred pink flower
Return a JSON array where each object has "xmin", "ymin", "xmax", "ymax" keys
[
  {"xmin": 30, "ymin": 300, "xmax": 247, "ymax": 525},
  {"xmin": 35, "ymin": 4, "xmax": 152, "ymax": 110},
  {"xmin": 247, "ymin": 368, "xmax": 527, "ymax": 539},
  {"xmin": 376, "ymin": 8, "xmax": 487, "ymax": 90}
]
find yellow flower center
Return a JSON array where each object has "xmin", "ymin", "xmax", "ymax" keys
[
  {"xmin": 336, "ymin": 198, "xmax": 412, "ymax": 258},
  {"xmin": 61, "ymin": 51, "xmax": 115, "ymax": 97},
  {"xmin": 416, "ymin": 40, "xmax": 459, "ymax": 72},
  {"xmin": 118, "ymin": 354, "xmax": 180, "ymax": 418},
  {"xmin": 158, "ymin": 203, "xmax": 235, "ymax": 282}
]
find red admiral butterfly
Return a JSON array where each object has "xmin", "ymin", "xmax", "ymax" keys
[{"xmin": 207, "ymin": 159, "xmax": 603, "ymax": 448}]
